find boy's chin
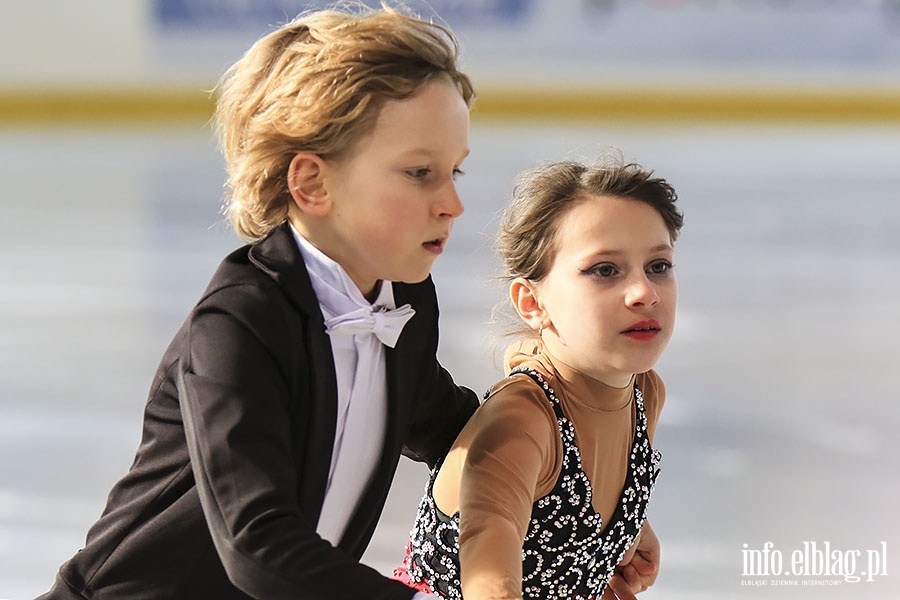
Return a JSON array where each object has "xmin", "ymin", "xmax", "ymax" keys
[
  {"xmin": 397, "ymin": 271, "xmax": 432, "ymax": 284},
  {"xmin": 391, "ymin": 263, "xmax": 436, "ymax": 285}
]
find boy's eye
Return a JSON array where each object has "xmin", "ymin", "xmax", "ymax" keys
[
  {"xmin": 587, "ymin": 263, "xmax": 618, "ymax": 277},
  {"xmin": 406, "ymin": 167, "xmax": 464, "ymax": 181}
]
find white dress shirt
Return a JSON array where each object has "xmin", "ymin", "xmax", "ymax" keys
[
  {"xmin": 292, "ymin": 227, "xmax": 436, "ymax": 599},
  {"xmin": 291, "ymin": 226, "xmax": 394, "ymax": 544}
]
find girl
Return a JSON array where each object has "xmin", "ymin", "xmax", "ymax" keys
[
  {"xmin": 37, "ymin": 5, "xmax": 478, "ymax": 600},
  {"xmin": 396, "ymin": 156, "xmax": 683, "ymax": 599}
]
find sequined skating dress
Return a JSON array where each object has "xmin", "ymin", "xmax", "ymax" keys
[{"xmin": 398, "ymin": 365, "xmax": 662, "ymax": 599}]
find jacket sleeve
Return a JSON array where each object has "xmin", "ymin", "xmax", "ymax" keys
[
  {"xmin": 401, "ymin": 357, "xmax": 479, "ymax": 468},
  {"xmin": 398, "ymin": 280, "xmax": 479, "ymax": 468},
  {"xmin": 177, "ymin": 286, "xmax": 416, "ymax": 600}
]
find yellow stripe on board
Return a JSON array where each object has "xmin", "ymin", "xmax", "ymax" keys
[
  {"xmin": 1, "ymin": 87, "xmax": 899, "ymax": 125},
  {"xmin": 474, "ymin": 87, "xmax": 900, "ymax": 123},
  {"xmin": 0, "ymin": 90, "xmax": 216, "ymax": 126}
]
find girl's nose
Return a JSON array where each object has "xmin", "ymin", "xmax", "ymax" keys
[{"xmin": 625, "ymin": 274, "xmax": 660, "ymax": 307}]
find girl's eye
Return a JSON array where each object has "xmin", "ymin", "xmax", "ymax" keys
[
  {"xmin": 406, "ymin": 167, "xmax": 431, "ymax": 180},
  {"xmin": 452, "ymin": 167, "xmax": 465, "ymax": 180},
  {"xmin": 647, "ymin": 260, "xmax": 673, "ymax": 275}
]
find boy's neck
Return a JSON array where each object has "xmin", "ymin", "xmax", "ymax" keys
[
  {"xmin": 364, "ymin": 281, "xmax": 384, "ymax": 303},
  {"xmin": 289, "ymin": 218, "xmax": 382, "ymax": 302}
]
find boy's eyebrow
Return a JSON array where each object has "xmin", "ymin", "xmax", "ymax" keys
[{"xmin": 396, "ymin": 147, "xmax": 471, "ymax": 161}]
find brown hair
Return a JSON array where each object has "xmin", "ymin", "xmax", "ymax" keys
[
  {"xmin": 496, "ymin": 154, "xmax": 683, "ymax": 283},
  {"xmin": 213, "ymin": 3, "xmax": 475, "ymax": 242},
  {"xmin": 493, "ymin": 154, "xmax": 683, "ymax": 342}
]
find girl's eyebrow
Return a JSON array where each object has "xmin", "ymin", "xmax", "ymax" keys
[{"xmin": 582, "ymin": 243, "xmax": 674, "ymax": 260}]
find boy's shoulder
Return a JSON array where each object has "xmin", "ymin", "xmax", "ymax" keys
[
  {"xmin": 201, "ymin": 244, "xmax": 280, "ymax": 304},
  {"xmin": 198, "ymin": 224, "xmax": 314, "ymax": 313},
  {"xmin": 188, "ymin": 238, "xmax": 305, "ymax": 338}
]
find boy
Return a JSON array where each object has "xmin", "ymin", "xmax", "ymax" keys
[{"xmin": 38, "ymin": 6, "xmax": 478, "ymax": 600}]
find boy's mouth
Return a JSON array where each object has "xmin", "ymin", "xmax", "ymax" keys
[{"xmin": 422, "ymin": 236, "xmax": 447, "ymax": 255}]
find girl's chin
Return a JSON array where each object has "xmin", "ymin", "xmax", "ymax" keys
[{"xmin": 618, "ymin": 353, "xmax": 667, "ymax": 378}]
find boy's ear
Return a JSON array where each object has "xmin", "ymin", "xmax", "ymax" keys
[
  {"xmin": 510, "ymin": 277, "xmax": 548, "ymax": 332},
  {"xmin": 288, "ymin": 152, "xmax": 330, "ymax": 216}
]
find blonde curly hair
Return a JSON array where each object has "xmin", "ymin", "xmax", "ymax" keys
[{"xmin": 213, "ymin": 3, "xmax": 475, "ymax": 242}]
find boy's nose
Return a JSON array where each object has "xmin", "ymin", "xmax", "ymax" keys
[{"xmin": 436, "ymin": 181, "xmax": 464, "ymax": 218}]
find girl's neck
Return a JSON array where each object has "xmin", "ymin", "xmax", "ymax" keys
[{"xmin": 540, "ymin": 338, "xmax": 634, "ymax": 389}]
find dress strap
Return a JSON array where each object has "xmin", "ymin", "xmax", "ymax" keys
[{"xmin": 508, "ymin": 367, "xmax": 566, "ymax": 421}]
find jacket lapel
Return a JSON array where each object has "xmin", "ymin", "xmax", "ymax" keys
[{"xmin": 247, "ymin": 224, "xmax": 338, "ymax": 525}]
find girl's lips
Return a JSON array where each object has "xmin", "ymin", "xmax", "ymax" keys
[{"xmin": 622, "ymin": 329, "xmax": 660, "ymax": 341}]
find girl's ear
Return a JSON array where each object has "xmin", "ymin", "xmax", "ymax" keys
[
  {"xmin": 510, "ymin": 277, "xmax": 548, "ymax": 332},
  {"xmin": 288, "ymin": 152, "xmax": 331, "ymax": 217}
]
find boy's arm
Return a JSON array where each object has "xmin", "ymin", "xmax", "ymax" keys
[
  {"xmin": 402, "ymin": 357, "xmax": 478, "ymax": 468},
  {"xmin": 396, "ymin": 277, "xmax": 479, "ymax": 468},
  {"xmin": 178, "ymin": 299, "xmax": 415, "ymax": 600}
]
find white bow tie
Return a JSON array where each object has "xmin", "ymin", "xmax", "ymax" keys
[{"xmin": 324, "ymin": 303, "xmax": 416, "ymax": 348}]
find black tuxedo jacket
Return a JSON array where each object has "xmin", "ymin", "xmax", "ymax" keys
[{"xmin": 39, "ymin": 223, "xmax": 478, "ymax": 600}]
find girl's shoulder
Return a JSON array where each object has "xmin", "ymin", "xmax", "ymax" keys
[
  {"xmin": 635, "ymin": 369, "xmax": 665, "ymax": 405},
  {"xmin": 483, "ymin": 369, "xmax": 557, "ymax": 411},
  {"xmin": 450, "ymin": 372, "xmax": 563, "ymax": 495},
  {"xmin": 468, "ymin": 372, "xmax": 561, "ymax": 446}
]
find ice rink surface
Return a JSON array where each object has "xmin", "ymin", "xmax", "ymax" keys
[{"xmin": 2, "ymin": 119, "xmax": 899, "ymax": 599}]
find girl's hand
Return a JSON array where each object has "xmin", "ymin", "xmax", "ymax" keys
[
  {"xmin": 601, "ymin": 574, "xmax": 639, "ymax": 600},
  {"xmin": 614, "ymin": 520, "xmax": 661, "ymax": 594}
]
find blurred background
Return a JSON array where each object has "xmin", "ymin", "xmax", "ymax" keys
[{"xmin": 2, "ymin": 1, "xmax": 899, "ymax": 598}]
